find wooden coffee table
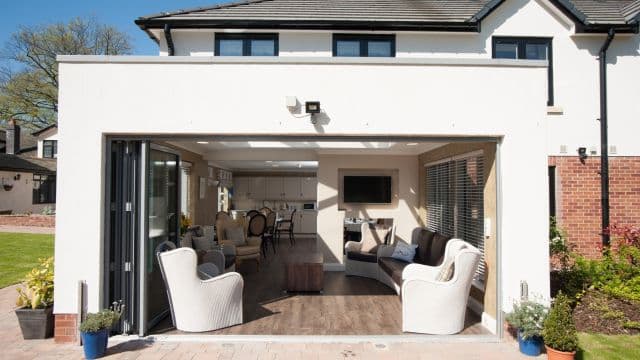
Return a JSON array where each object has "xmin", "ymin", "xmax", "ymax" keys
[{"xmin": 284, "ymin": 252, "xmax": 324, "ymax": 292}]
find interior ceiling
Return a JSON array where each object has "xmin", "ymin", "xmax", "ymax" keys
[{"xmin": 169, "ymin": 140, "xmax": 447, "ymax": 171}]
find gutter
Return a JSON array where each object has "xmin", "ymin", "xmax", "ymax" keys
[
  {"xmin": 598, "ymin": 28, "xmax": 615, "ymax": 247},
  {"xmin": 164, "ymin": 24, "xmax": 175, "ymax": 56}
]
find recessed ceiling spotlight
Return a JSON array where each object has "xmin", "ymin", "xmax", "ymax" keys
[
  {"xmin": 265, "ymin": 160, "xmax": 273, "ymax": 163},
  {"xmin": 196, "ymin": 141, "xmax": 209, "ymax": 144},
  {"xmin": 272, "ymin": 164, "xmax": 280, "ymax": 167},
  {"xmin": 298, "ymin": 164, "xmax": 302, "ymax": 168},
  {"xmin": 406, "ymin": 143, "xmax": 418, "ymax": 146}
]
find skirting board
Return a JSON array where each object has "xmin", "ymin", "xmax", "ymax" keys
[
  {"xmin": 323, "ymin": 263, "xmax": 345, "ymax": 271},
  {"xmin": 467, "ymin": 296, "xmax": 496, "ymax": 335}
]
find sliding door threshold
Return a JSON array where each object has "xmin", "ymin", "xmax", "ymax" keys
[{"xmin": 110, "ymin": 334, "xmax": 499, "ymax": 344}]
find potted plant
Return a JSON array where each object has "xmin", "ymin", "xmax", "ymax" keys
[
  {"xmin": 543, "ymin": 292, "xmax": 579, "ymax": 360},
  {"xmin": 79, "ymin": 306, "xmax": 122, "ymax": 359},
  {"xmin": 15, "ymin": 257, "xmax": 54, "ymax": 339},
  {"xmin": 505, "ymin": 298, "xmax": 548, "ymax": 356}
]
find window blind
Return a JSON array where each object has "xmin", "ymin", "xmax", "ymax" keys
[{"xmin": 426, "ymin": 154, "xmax": 485, "ymax": 282}]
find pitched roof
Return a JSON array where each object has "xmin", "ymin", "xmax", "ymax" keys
[
  {"xmin": 0, "ymin": 129, "xmax": 38, "ymax": 154},
  {"xmin": 31, "ymin": 123, "xmax": 58, "ymax": 137},
  {"xmin": 0, "ymin": 153, "xmax": 56, "ymax": 173},
  {"xmin": 136, "ymin": 0, "xmax": 640, "ymax": 32}
]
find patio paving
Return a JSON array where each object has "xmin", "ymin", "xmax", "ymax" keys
[{"xmin": 0, "ymin": 283, "xmax": 542, "ymax": 359}]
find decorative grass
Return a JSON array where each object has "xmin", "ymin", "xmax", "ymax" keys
[
  {"xmin": 0, "ymin": 232, "xmax": 54, "ymax": 288},
  {"xmin": 577, "ymin": 333, "xmax": 640, "ymax": 360}
]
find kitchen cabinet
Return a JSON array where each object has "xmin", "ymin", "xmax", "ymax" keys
[
  {"xmin": 250, "ymin": 177, "xmax": 266, "ymax": 199},
  {"xmin": 283, "ymin": 177, "xmax": 300, "ymax": 200},
  {"xmin": 233, "ymin": 177, "xmax": 250, "ymax": 199},
  {"xmin": 266, "ymin": 177, "xmax": 283, "ymax": 199},
  {"xmin": 297, "ymin": 211, "xmax": 317, "ymax": 234},
  {"xmin": 301, "ymin": 177, "xmax": 317, "ymax": 200}
]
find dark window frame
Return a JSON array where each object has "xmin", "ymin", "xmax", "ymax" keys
[
  {"xmin": 332, "ymin": 34, "xmax": 396, "ymax": 57},
  {"xmin": 492, "ymin": 36, "xmax": 554, "ymax": 106},
  {"xmin": 214, "ymin": 33, "xmax": 279, "ymax": 56},
  {"xmin": 33, "ymin": 173, "xmax": 56, "ymax": 204},
  {"xmin": 42, "ymin": 140, "xmax": 57, "ymax": 158}
]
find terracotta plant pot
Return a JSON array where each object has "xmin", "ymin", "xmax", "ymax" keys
[{"xmin": 545, "ymin": 345, "xmax": 576, "ymax": 360}]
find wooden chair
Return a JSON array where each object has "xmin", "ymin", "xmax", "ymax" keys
[
  {"xmin": 275, "ymin": 209, "xmax": 296, "ymax": 246},
  {"xmin": 262, "ymin": 211, "xmax": 277, "ymax": 254}
]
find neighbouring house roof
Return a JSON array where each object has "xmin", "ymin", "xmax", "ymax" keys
[
  {"xmin": 0, "ymin": 129, "xmax": 38, "ymax": 155},
  {"xmin": 136, "ymin": 0, "xmax": 640, "ymax": 35},
  {"xmin": 0, "ymin": 153, "xmax": 56, "ymax": 174},
  {"xmin": 31, "ymin": 123, "xmax": 58, "ymax": 137}
]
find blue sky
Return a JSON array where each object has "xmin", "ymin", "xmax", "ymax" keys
[{"xmin": 0, "ymin": 1, "xmax": 226, "ymax": 55}]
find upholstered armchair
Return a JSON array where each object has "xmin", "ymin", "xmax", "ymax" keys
[
  {"xmin": 157, "ymin": 248, "xmax": 243, "ymax": 332},
  {"xmin": 344, "ymin": 222, "xmax": 396, "ymax": 280},
  {"xmin": 180, "ymin": 228, "xmax": 237, "ymax": 272},
  {"xmin": 401, "ymin": 239, "xmax": 481, "ymax": 335},
  {"xmin": 216, "ymin": 217, "xmax": 262, "ymax": 269}
]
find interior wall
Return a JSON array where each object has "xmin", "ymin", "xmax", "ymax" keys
[
  {"xmin": 317, "ymin": 154, "xmax": 421, "ymax": 265},
  {"xmin": 418, "ymin": 142, "xmax": 497, "ymax": 320},
  {"xmin": 156, "ymin": 142, "xmax": 218, "ymax": 226}
]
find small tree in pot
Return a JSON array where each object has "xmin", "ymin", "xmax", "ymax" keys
[
  {"xmin": 543, "ymin": 292, "xmax": 579, "ymax": 360},
  {"xmin": 15, "ymin": 257, "xmax": 54, "ymax": 339}
]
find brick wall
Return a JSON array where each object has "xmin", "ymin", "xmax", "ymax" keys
[
  {"xmin": 0, "ymin": 214, "xmax": 55, "ymax": 228},
  {"xmin": 54, "ymin": 313, "xmax": 78, "ymax": 343},
  {"xmin": 550, "ymin": 156, "xmax": 640, "ymax": 258}
]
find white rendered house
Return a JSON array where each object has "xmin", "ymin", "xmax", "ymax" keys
[{"xmin": 53, "ymin": 0, "xmax": 640, "ymax": 342}]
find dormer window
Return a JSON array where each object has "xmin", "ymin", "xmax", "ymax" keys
[
  {"xmin": 333, "ymin": 34, "xmax": 395, "ymax": 57},
  {"xmin": 43, "ymin": 140, "xmax": 57, "ymax": 158},
  {"xmin": 215, "ymin": 33, "xmax": 278, "ymax": 56}
]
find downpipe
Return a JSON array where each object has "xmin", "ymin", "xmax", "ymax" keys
[{"xmin": 598, "ymin": 28, "xmax": 615, "ymax": 247}]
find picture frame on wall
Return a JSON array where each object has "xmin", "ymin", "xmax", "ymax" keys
[{"xmin": 199, "ymin": 176, "xmax": 206, "ymax": 199}]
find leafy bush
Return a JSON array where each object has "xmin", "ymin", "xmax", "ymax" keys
[
  {"xmin": 15, "ymin": 257, "xmax": 54, "ymax": 309},
  {"xmin": 505, "ymin": 299, "xmax": 548, "ymax": 339},
  {"xmin": 543, "ymin": 292, "xmax": 579, "ymax": 352},
  {"xmin": 79, "ymin": 309, "xmax": 121, "ymax": 333}
]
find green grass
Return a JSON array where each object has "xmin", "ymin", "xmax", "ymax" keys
[
  {"xmin": 577, "ymin": 333, "xmax": 640, "ymax": 360},
  {"xmin": 0, "ymin": 232, "xmax": 54, "ymax": 288}
]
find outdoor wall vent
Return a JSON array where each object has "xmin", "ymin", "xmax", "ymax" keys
[
  {"xmin": 559, "ymin": 145, "xmax": 567, "ymax": 154},
  {"xmin": 285, "ymin": 96, "xmax": 297, "ymax": 108},
  {"xmin": 609, "ymin": 145, "xmax": 617, "ymax": 155}
]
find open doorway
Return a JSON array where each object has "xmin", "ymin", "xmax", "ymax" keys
[{"xmin": 105, "ymin": 136, "xmax": 499, "ymax": 337}]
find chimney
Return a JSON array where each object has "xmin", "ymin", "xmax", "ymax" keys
[{"xmin": 6, "ymin": 119, "xmax": 20, "ymax": 155}]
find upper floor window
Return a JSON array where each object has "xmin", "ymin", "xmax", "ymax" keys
[
  {"xmin": 333, "ymin": 34, "xmax": 395, "ymax": 57},
  {"xmin": 492, "ymin": 37, "xmax": 554, "ymax": 106},
  {"xmin": 43, "ymin": 140, "xmax": 57, "ymax": 158},
  {"xmin": 215, "ymin": 34, "xmax": 278, "ymax": 56}
]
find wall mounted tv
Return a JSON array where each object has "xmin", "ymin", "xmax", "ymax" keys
[{"xmin": 343, "ymin": 175, "xmax": 392, "ymax": 204}]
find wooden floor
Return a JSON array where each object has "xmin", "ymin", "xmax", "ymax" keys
[{"xmin": 151, "ymin": 237, "xmax": 489, "ymax": 336}]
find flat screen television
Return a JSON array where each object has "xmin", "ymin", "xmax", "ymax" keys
[{"xmin": 343, "ymin": 175, "xmax": 392, "ymax": 204}]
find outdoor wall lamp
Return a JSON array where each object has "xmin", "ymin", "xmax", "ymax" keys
[
  {"xmin": 14, "ymin": 173, "xmax": 20, "ymax": 181},
  {"xmin": 578, "ymin": 147, "xmax": 588, "ymax": 162},
  {"xmin": 305, "ymin": 101, "xmax": 321, "ymax": 125}
]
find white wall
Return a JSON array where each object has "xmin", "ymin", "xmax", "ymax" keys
[
  {"xmin": 155, "ymin": 0, "xmax": 640, "ymax": 157},
  {"xmin": 0, "ymin": 171, "xmax": 52, "ymax": 214},
  {"xmin": 56, "ymin": 56, "xmax": 550, "ymax": 316}
]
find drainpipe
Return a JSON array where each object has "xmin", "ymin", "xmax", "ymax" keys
[
  {"xmin": 164, "ymin": 24, "xmax": 175, "ymax": 56},
  {"xmin": 598, "ymin": 28, "xmax": 615, "ymax": 247}
]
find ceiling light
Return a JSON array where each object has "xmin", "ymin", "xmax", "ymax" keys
[
  {"xmin": 272, "ymin": 164, "xmax": 280, "ymax": 167},
  {"xmin": 406, "ymin": 143, "xmax": 418, "ymax": 146},
  {"xmin": 265, "ymin": 160, "xmax": 273, "ymax": 163},
  {"xmin": 197, "ymin": 141, "xmax": 209, "ymax": 144}
]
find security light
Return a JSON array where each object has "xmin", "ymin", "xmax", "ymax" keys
[{"xmin": 305, "ymin": 101, "xmax": 321, "ymax": 114}]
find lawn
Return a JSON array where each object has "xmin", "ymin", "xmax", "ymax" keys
[
  {"xmin": 0, "ymin": 232, "xmax": 54, "ymax": 288},
  {"xmin": 577, "ymin": 333, "xmax": 640, "ymax": 360}
]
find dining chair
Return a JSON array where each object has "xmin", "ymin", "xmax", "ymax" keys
[{"xmin": 275, "ymin": 209, "xmax": 296, "ymax": 246}]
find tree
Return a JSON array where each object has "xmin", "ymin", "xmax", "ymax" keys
[{"xmin": 0, "ymin": 17, "xmax": 132, "ymax": 129}]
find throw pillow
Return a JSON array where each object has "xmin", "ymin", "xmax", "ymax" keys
[
  {"xmin": 225, "ymin": 226, "xmax": 246, "ymax": 246},
  {"xmin": 390, "ymin": 242, "xmax": 418, "ymax": 263},
  {"xmin": 435, "ymin": 258, "xmax": 455, "ymax": 282},
  {"xmin": 192, "ymin": 236, "xmax": 213, "ymax": 251}
]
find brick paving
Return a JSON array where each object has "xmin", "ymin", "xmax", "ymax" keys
[{"xmin": 1, "ymin": 285, "xmax": 541, "ymax": 359}]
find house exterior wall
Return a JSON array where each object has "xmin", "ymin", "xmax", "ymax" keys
[
  {"xmin": 0, "ymin": 170, "xmax": 52, "ymax": 214},
  {"xmin": 550, "ymin": 156, "xmax": 640, "ymax": 258},
  {"xmin": 55, "ymin": 56, "xmax": 549, "ymax": 323}
]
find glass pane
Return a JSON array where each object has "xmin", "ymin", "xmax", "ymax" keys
[
  {"xmin": 525, "ymin": 43, "xmax": 548, "ymax": 60},
  {"xmin": 218, "ymin": 39, "xmax": 243, "ymax": 56},
  {"xmin": 336, "ymin": 40, "xmax": 360, "ymax": 57},
  {"xmin": 368, "ymin": 40, "xmax": 392, "ymax": 57},
  {"xmin": 495, "ymin": 42, "xmax": 518, "ymax": 59},
  {"xmin": 250, "ymin": 39, "xmax": 275, "ymax": 56}
]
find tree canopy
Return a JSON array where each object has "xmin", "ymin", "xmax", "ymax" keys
[{"xmin": 0, "ymin": 17, "xmax": 132, "ymax": 129}]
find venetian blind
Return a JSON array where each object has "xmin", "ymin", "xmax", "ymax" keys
[{"xmin": 426, "ymin": 154, "xmax": 485, "ymax": 282}]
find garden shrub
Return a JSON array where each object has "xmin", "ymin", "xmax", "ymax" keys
[{"xmin": 543, "ymin": 292, "xmax": 579, "ymax": 352}]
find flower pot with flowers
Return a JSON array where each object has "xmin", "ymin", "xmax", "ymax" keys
[
  {"xmin": 506, "ymin": 298, "xmax": 548, "ymax": 356},
  {"xmin": 543, "ymin": 292, "xmax": 579, "ymax": 360},
  {"xmin": 79, "ymin": 304, "xmax": 123, "ymax": 359}
]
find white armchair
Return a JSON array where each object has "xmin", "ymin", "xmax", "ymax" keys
[
  {"xmin": 401, "ymin": 239, "xmax": 481, "ymax": 335},
  {"xmin": 157, "ymin": 248, "xmax": 244, "ymax": 332}
]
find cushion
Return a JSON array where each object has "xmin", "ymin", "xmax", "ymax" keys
[
  {"xmin": 428, "ymin": 233, "xmax": 452, "ymax": 266},
  {"xmin": 180, "ymin": 232, "xmax": 193, "ymax": 249},
  {"xmin": 236, "ymin": 245, "xmax": 261, "ymax": 256},
  {"xmin": 435, "ymin": 258, "xmax": 455, "ymax": 282},
  {"xmin": 197, "ymin": 263, "xmax": 220, "ymax": 279},
  {"xmin": 346, "ymin": 251, "xmax": 378, "ymax": 263},
  {"xmin": 189, "ymin": 226, "xmax": 204, "ymax": 237},
  {"xmin": 390, "ymin": 242, "xmax": 417, "ymax": 263},
  {"xmin": 192, "ymin": 236, "xmax": 213, "ymax": 251},
  {"xmin": 225, "ymin": 226, "xmax": 246, "ymax": 246},
  {"xmin": 413, "ymin": 229, "xmax": 436, "ymax": 265},
  {"xmin": 378, "ymin": 257, "xmax": 411, "ymax": 285},
  {"xmin": 361, "ymin": 225, "xmax": 390, "ymax": 253}
]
